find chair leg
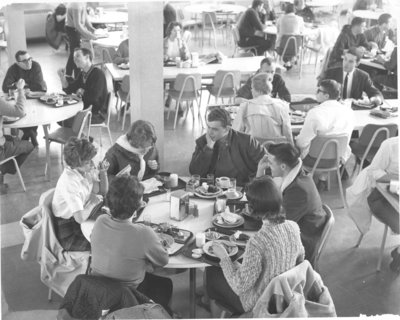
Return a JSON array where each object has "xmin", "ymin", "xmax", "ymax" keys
[
  {"xmin": 107, "ymin": 127, "xmax": 113, "ymax": 145},
  {"xmin": 11, "ymin": 157, "xmax": 26, "ymax": 191},
  {"xmin": 173, "ymin": 99, "xmax": 181, "ymax": 130},
  {"xmin": 337, "ymin": 168, "xmax": 347, "ymax": 209},
  {"xmin": 377, "ymin": 225, "xmax": 388, "ymax": 272},
  {"xmin": 48, "ymin": 288, "xmax": 52, "ymax": 302},
  {"xmin": 121, "ymin": 104, "xmax": 128, "ymax": 131},
  {"xmin": 355, "ymin": 232, "xmax": 364, "ymax": 248}
]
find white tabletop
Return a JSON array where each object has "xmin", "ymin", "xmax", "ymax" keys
[
  {"xmin": 92, "ymin": 31, "xmax": 127, "ymax": 49},
  {"xmin": 352, "ymin": 10, "xmax": 386, "ymax": 21},
  {"xmin": 2, "ymin": 98, "xmax": 83, "ymax": 129},
  {"xmin": 184, "ymin": 4, "xmax": 246, "ymax": 14},
  {"xmin": 305, "ymin": 0, "xmax": 343, "ymax": 7},
  {"xmin": 88, "ymin": 11, "xmax": 128, "ymax": 25}
]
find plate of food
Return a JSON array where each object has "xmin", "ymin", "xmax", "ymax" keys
[
  {"xmin": 204, "ymin": 230, "xmax": 221, "ymax": 241},
  {"xmin": 157, "ymin": 233, "xmax": 174, "ymax": 248},
  {"xmin": 203, "ymin": 240, "xmax": 238, "ymax": 258},
  {"xmin": 39, "ymin": 94, "xmax": 62, "ymax": 105},
  {"xmin": 352, "ymin": 99, "xmax": 375, "ymax": 109},
  {"xmin": 194, "ymin": 185, "xmax": 223, "ymax": 198},
  {"xmin": 212, "ymin": 211, "xmax": 244, "ymax": 228},
  {"xmin": 229, "ymin": 231, "xmax": 250, "ymax": 247}
]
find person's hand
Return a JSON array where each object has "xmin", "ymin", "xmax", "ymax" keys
[
  {"xmin": 98, "ymin": 159, "xmax": 110, "ymax": 171},
  {"xmin": 206, "ymin": 133, "xmax": 215, "ymax": 149},
  {"xmin": 211, "ymin": 242, "xmax": 228, "ymax": 259},
  {"xmin": 257, "ymin": 154, "xmax": 269, "ymax": 177},
  {"xmin": 57, "ymin": 68, "xmax": 66, "ymax": 79},
  {"xmin": 76, "ymin": 88, "xmax": 85, "ymax": 98},
  {"xmin": 15, "ymin": 79, "xmax": 25, "ymax": 90},
  {"xmin": 147, "ymin": 160, "xmax": 158, "ymax": 170},
  {"xmin": 370, "ymin": 96, "xmax": 382, "ymax": 106}
]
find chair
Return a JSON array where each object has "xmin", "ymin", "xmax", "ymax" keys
[
  {"xmin": 206, "ymin": 70, "xmax": 241, "ymax": 105},
  {"xmin": 201, "ymin": 12, "xmax": 224, "ymax": 49},
  {"xmin": 167, "ymin": 73, "xmax": 202, "ymax": 130},
  {"xmin": 231, "ymin": 25, "xmax": 258, "ymax": 57},
  {"xmin": 310, "ymin": 204, "xmax": 335, "ymax": 272},
  {"xmin": 0, "ymin": 156, "xmax": 26, "ymax": 192},
  {"xmin": 177, "ymin": 8, "xmax": 199, "ymax": 39},
  {"xmin": 317, "ymin": 46, "xmax": 333, "ymax": 82},
  {"xmin": 116, "ymin": 74, "xmax": 130, "ymax": 131},
  {"xmin": 0, "ymin": 19, "xmax": 8, "ymax": 66},
  {"xmin": 302, "ymin": 134, "xmax": 349, "ymax": 209},
  {"xmin": 45, "ymin": 108, "xmax": 92, "ymax": 174},
  {"xmin": 350, "ymin": 124, "xmax": 397, "ymax": 177},
  {"xmin": 100, "ymin": 47, "xmax": 116, "ymax": 70},
  {"xmin": 89, "ymin": 92, "xmax": 113, "ymax": 146},
  {"xmin": 277, "ymin": 34, "xmax": 304, "ymax": 78}
]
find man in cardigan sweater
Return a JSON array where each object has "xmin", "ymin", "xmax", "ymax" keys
[
  {"xmin": 257, "ymin": 143, "xmax": 326, "ymax": 259},
  {"xmin": 58, "ymin": 47, "xmax": 107, "ymax": 125}
]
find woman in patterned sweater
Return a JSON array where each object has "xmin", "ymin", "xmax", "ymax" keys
[{"xmin": 206, "ymin": 176, "xmax": 305, "ymax": 316}]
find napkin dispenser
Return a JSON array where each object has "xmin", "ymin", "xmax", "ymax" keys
[{"xmin": 170, "ymin": 190, "xmax": 190, "ymax": 221}]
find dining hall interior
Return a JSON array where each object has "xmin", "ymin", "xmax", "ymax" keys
[{"xmin": 0, "ymin": 0, "xmax": 399, "ymax": 318}]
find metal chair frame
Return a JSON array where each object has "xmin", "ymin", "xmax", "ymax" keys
[
  {"xmin": 231, "ymin": 25, "xmax": 258, "ymax": 57},
  {"xmin": 278, "ymin": 34, "xmax": 304, "ymax": 79},
  {"xmin": 89, "ymin": 92, "xmax": 113, "ymax": 147},
  {"xmin": 0, "ymin": 156, "xmax": 26, "ymax": 192}
]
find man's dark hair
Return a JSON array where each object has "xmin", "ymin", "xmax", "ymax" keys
[
  {"xmin": 378, "ymin": 13, "xmax": 391, "ymax": 26},
  {"xmin": 165, "ymin": 21, "xmax": 183, "ymax": 38},
  {"xmin": 267, "ymin": 143, "xmax": 300, "ymax": 169},
  {"xmin": 107, "ymin": 175, "xmax": 144, "ymax": 220},
  {"xmin": 252, "ymin": 0, "xmax": 263, "ymax": 9},
  {"xmin": 260, "ymin": 57, "xmax": 275, "ymax": 68},
  {"xmin": 63, "ymin": 137, "xmax": 97, "ymax": 169},
  {"xmin": 285, "ymin": 3, "xmax": 295, "ymax": 14},
  {"xmin": 351, "ymin": 17, "xmax": 365, "ymax": 27},
  {"xmin": 15, "ymin": 50, "xmax": 28, "ymax": 61},
  {"xmin": 319, "ymin": 79, "xmax": 341, "ymax": 100},
  {"xmin": 346, "ymin": 46, "xmax": 363, "ymax": 62},
  {"xmin": 126, "ymin": 120, "xmax": 157, "ymax": 149},
  {"xmin": 74, "ymin": 47, "xmax": 93, "ymax": 62},
  {"xmin": 207, "ymin": 108, "xmax": 232, "ymax": 127},
  {"xmin": 246, "ymin": 176, "xmax": 285, "ymax": 223}
]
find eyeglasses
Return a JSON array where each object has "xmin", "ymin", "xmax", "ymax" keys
[
  {"xmin": 317, "ymin": 88, "xmax": 328, "ymax": 94},
  {"xmin": 18, "ymin": 57, "xmax": 32, "ymax": 64}
]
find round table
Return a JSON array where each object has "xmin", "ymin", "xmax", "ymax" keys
[
  {"xmin": 2, "ymin": 97, "xmax": 83, "ymax": 180},
  {"xmin": 88, "ymin": 11, "xmax": 128, "ymax": 25},
  {"xmin": 92, "ymin": 31, "xmax": 127, "ymax": 48}
]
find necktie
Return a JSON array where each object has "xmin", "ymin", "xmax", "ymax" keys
[
  {"xmin": 208, "ymin": 140, "xmax": 220, "ymax": 175},
  {"xmin": 342, "ymin": 73, "xmax": 349, "ymax": 99},
  {"xmin": 137, "ymin": 155, "xmax": 146, "ymax": 181}
]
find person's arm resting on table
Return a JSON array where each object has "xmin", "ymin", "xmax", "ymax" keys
[{"xmin": 189, "ymin": 135, "xmax": 214, "ymax": 177}]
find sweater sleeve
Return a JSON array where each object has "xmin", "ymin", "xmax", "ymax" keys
[
  {"xmin": 219, "ymin": 241, "xmax": 262, "ymax": 295},
  {"xmin": 249, "ymin": 9, "xmax": 264, "ymax": 32},
  {"xmin": 143, "ymin": 227, "xmax": 169, "ymax": 267},
  {"xmin": 0, "ymin": 90, "xmax": 26, "ymax": 117}
]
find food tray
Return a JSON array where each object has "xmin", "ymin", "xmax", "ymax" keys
[{"xmin": 145, "ymin": 172, "xmax": 186, "ymax": 198}]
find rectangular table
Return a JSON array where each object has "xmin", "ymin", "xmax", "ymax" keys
[{"xmin": 376, "ymin": 182, "xmax": 399, "ymax": 213}]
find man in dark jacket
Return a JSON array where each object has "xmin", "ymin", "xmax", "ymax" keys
[
  {"xmin": 256, "ymin": 143, "xmax": 326, "ymax": 260},
  {"xmin": 189, "ymin": 108, "xmax": 265, "ymax": 185},
  {"xmin": 58, "ymin": 47, "xmax": 107, "ymax": 125},
  {"xmin": 2, "ymin": 50, "xmax": 47, "ymax": 147},
  {"xmin": 328, "ymin": 17, "xmax": 371, "ymax": 69},
  {"xmin": 236, "ymin": 57, "xmax": 291, "ymax": 103},
  {"xmin": 325, "ymin": 47, "xmax": 383, "ymax": 105}
]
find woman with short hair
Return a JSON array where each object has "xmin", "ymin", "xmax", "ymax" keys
[
  {"xmin": 163, "ymin": 21, "xmax": 190, "ymax": 62},
  {"xmin": 206, "ymin": 176, "xmax": 304, "ymax": 316},
  {"xmin": 90, "ymin": 175, "xmax": 173, "ymax": 313},
  {"xmin": 52, "ymin": 137, "xmax": 108, "ymax": 251},
  {"xmin": 104, "ymin": 120, "xmax": 159, "ymax": 181}
]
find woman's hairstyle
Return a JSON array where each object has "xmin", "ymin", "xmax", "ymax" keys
[
  {"xmin": 165, "ymin": 21, "xmax": 183, "ymax": 38},
  {"xmin": 126, "ymin": 120, "xmax": 157, "ymax": 148},
  {"xmin": 267, "ymin": 143, "xmax": 300, "ymax": 169},
  {"xmin": 207, "ymin": 108, "xmax": 232, "ymax": 127},
  {"xmin": 246, "ymin": 176, "xmax": 285, "ymax": 223},
  {"xmin": 252, "ymin": 73, "xmax": 273, "ymax": 95},
  {"xmin": 63, "ymin": 137, "xmax": 97, "ymax": 169},
  {"xmin": 106, "ymin": 175, "xmax": 144, "ymax": 220}
]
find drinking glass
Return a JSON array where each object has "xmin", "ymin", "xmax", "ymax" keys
[
  {"xmin": 191, "ymin": 174, "xmax": 201, "ymax": 188},
  {"xmin": 228, "ymin": 178, "xmax": 237, "ymax": 193},
  {"xmin": 215, "ymin": 195, "xmax": 226, "ymax": 214},
  {"xmin": 206, "ymin": 173, "xmax": 215, "ymax": 185}
]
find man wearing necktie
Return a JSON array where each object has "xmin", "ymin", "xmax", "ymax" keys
[{"xmin": 325, "ymin": 47, "xmax": 383, "ymax": 106}]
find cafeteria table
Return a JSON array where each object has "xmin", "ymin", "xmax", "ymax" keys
[
  {"xmin": 92, "ymin": 31, "xmax": 127, "ymax": 49},
  {"xmin": 2, "ymin": 96, "xmax": 83, "ymax": 180},
  {"xmin": 88, "ymin": 11, "xmax": 128, "ymax": 25}
]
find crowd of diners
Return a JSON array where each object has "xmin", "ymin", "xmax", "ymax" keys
[{"xmin": 0, "ymin": 0, "xmax": 398, "ymax": 316}]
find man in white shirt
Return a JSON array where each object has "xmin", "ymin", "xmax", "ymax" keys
[{"xmin": 296, "ymin": 79, "xmax": 354, "ymax": 174}]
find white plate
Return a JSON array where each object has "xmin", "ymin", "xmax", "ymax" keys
[
  {"xmin": 194, "ymin": 186, "xmax": 223, "ymax": 199},
  {"xmin": 203, "ymin": 240, "xmax": 238, "ymax": 258},
  {"xmin": 158, "ymin": 233, "xmax": 174, "ymax": 248},
  {"xmin": 212, "ymin": 213, "xmax": 244, "ymax": 228},
  {"xmin": 204, "ymin": 230, "xmax": 221, "ymax": 241},
  {"xmin": 224, "ymin": 190, "xmax": 243, "ymax": 200}
]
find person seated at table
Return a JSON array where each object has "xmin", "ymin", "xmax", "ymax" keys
[
  {"xmin": 2, "ymin": 50, "xmax": 47, "ymax": 147},
  {"xmin": 52, "ymin": 137, "xmax": 108, "ymax": 252},
  {"xmin": 237, "ymin": 0, "xmax": 275, "ymax": 56},
  {"xmin": 232, "ymin": 73, "xmax": 293, "ymax": 145},
  {"xmin": 295, "ymin": 79, "xmax": 354, "ymax": 189},
  {"xmin": 276, "ymin": 3, "xmax": 305, "ymax": 70},
  {"xmin": 328, "ymin": 17, "xmax": 372, "ymax": 70},
  {"xmin": 113, "ymin": 39, "xmax": 129, "ymax": 65},
  {"xmin": 205, "ymin": 176, "xmax": 304, "ymax": 316},
  {"xmin": 236, "ymin": 57, "xmax": 291, "ymax": 103},
  {"xmin": 294, "ymin": 0, "xmax": 315, "ymax": 23},
  {"xmin": 259, "ymin": 0, "xmax": 276, "ymax": 24},
  {"xmin": 372, "ymin": 46, "xmax": 397, "ymax": 95},
  {"xmin": 163, "ymin": 22, "xmax": 190, "ymax": 62},
  {"xmin": 58, "ymin": 47, "xmax": 107, "ymax": 125},
  {"xmin": 364, "ymin": 13, "xmax": 392, "ymax": 51},
  {"xmin": 189, "ymin": 108, "xmax": 265, "ymax": 185},
  {"xmin": 0, "ymin": 79, "xmax": 34, "ymax": 195},
  {"xmin": 256, "ymin": 143, "xmax": 326, "ymax": 259},
  {"xmin": 325, "ymin": 47, "xmax": 383, "ymax": 105},
  {"xmin": 104, "ymin": 120, "xmax": 159, "ymax": 182}
]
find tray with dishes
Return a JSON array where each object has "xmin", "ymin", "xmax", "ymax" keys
[
  {"xmin": 212, "ymin": 211, "xmax": 245, "ymax": 228},
  {"xmin": 26, "ymin": 91, "xmax": 46, "ymax": 99},
  {"xmin": 144, "ymin": 172, "xmax": 186, "ymax": 198},
  {"xmin": 194, "ymin": 185, "xmax": 223, "ymax": 199},
  {"xmin": 351, "ymin": 99, "xmax": 376, "ymax": 110},
  {"xmin": 39, "ymin": 94, "xmax": 80, "ymax": 107},
  {"xmin": 204, "ymin": 228, "xmax": 251, "ymax": 248}
]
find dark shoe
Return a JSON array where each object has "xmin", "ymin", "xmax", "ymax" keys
[
  {"xmin": 0, "ymin": 183, "xmax": 9, "ymax": 195},
  {"xmin": 316, "ymin": 179, "xmax": 327, "ymax": 192},
  {"xmin": 390, "ymin": 248, "xmax": 400, "ymax": 273},
  {"xmin": 196, "ymin": 293, "xmax": 211, "ymax": 312},
  {"xmin": 89, "ymin": 136, "xmax": 94, "ymax": 143}
]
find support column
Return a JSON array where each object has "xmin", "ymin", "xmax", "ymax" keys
[
  {"xmin": 4, "ymin": 4, "xmax": 27, "ymax": 66},
  {"xmin": 128, "ymin": 1, "xmax": 164, "ymax": 167}
]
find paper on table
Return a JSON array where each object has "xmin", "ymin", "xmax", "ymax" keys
[{"xmin": 141, "ymin": 177, "xmax": 163, "ymax": 194}]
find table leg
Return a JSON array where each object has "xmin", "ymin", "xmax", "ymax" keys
[
  {"xmin": 190, "ymin": 268, "xmax": 196, "ymax": 318},
  {"xmin": 42, "ymin": 125, "xmax": 51, "ymax": 181}
]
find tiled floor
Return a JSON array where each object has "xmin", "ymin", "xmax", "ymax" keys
[{"xmin": 1, "ymin": 11, "xmax": 399, "ymax": 318}]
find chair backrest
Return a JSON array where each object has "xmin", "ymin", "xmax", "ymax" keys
[
  {"xmin": 308, "ymin": 134, "xmax": 348, "ymax": 162},
  {"xmin": 173, "ymin": 73, "xmax": 202, "ymax": 92},
  {"xmin": 317, "ymin": 46, "xmax": 333, "ymax": 81},
  {"xmin": 104, "ymin": 92, "xmax": 113, "ymax": 125},
  {"xmin": 72, "ymin": 108, "xmax": 92, "ymax": 137},
  {"xmin": 102, "ymin": 47, "xmax": 116, "ymax": 64},
  {"xmin": 202, "ymin": 11, "xmax": 217, "ymax": 29},
  {"xmin": 279, "ymin": 34, "xmax": 304, "ymax": 58},
  {"xmin": 310, "ymin": 204, "xmax": 335, "ymax": 271},
  {"xmin": 212, "ymin": 70, "xmax": 241, "ymax": 92},
  {"xmin": 120, "ymin": 75, "xmax": 130, "ymax": 93},
  {"xmin": 358, "ymin": 124, "xmax": 397, "ymax": 148},
  {"xmin": 232, "ymin": 25, "xmax": 240, "ymax": 45}
]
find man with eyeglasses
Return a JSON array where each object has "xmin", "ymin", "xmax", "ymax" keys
[{"xmin": 2, "ymin": 50, "xmax": 47, "ymax": 147}]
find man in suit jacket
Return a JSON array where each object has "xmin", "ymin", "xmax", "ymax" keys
[
  {"xmin": 256, "ymin": 143, "xmax": 326, "ymax": 259},
  {"xmin": 325, "ymin": 47, "xmax": 383, "ymax": 105}
]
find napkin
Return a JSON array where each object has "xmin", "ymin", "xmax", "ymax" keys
[
  {"xmin": 221, "ymin": 209, "xmax": 238, "ymax": 224},
  {"xmin": 141, "ymin": 177, "xmax": 163, "ymax": 194}
]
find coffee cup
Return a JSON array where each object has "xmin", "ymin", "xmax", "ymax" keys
[
  {"xmin": 389, "ymin": 180, "xmax": 399, "ymax": 194},
  {"xmin": 215, "ymin": 177, "xmax": 230, "ymax": 189}
]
